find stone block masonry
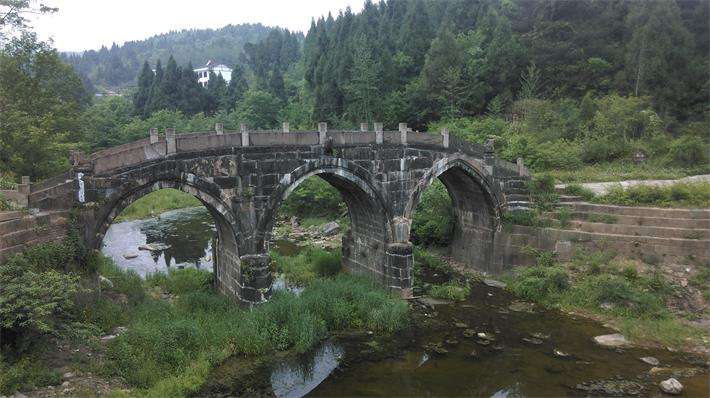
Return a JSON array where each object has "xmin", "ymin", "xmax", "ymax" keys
[{"xmin": 28, "ymin": 124, "xmax": 531, "ymax": 305}]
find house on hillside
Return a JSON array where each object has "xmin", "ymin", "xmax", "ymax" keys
[{"xmin": 193, "ymin": 60, "xmax": 232, "ymax": 87}]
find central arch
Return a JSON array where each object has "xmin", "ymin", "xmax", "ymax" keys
[
  {"xmin": 258, "ymin": 159, "xmax": 395, "ymax": 285},
  {"xmin": 405, "ymin": 157, "xmax": 504, "ymax": 272}
]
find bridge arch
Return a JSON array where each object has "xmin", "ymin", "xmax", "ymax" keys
[
  {"xmin": 405, "ymin": 157, "xmax": 504, "ymax": 271},
  {"xmin": 91, "ymin": 172, "xmax": 243, "ymax": 297},
  {"xmin": 258, "ymin": 158, "xmax": 395, "ymax": 285}
]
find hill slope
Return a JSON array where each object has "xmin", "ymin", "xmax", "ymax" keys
[{"xmin": 63, "ymin": 23, "xmax": 273, "ymax": 90}]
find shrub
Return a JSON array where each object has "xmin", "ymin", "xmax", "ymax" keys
[
  {"xmin": 429, "ymin": 281, "xmax": 470, "ymax": 301},
  {"xmin": 527, "ymin": 139, "xmax": 583, "ymax": 170},
  {"xmin": 312, "ymin": 250, "xmax": 342, "ymax": 277},
  {"xmin": 594, "ymin": 182, "xmax": 710, "ymax": 208},
  {"xmin": 563, "ymin": 184, "xmax": 595, "ymax": 201},
  {"xmin": 567, "ymin": 274, "xmax": 665, "ymax": 318},
  {"xmin": 0, "ymin": 257, "xmax": 80, "ymax": 339},
  {"xmin": 529, "ymin": 174, "xmax": 559, "ymax": 211},
  {"xmin": 411, "ymin": 179, "xmax": 454, "ymax": 246},
  {"xmin": 556, "ymin": 207, "xmax": 572, "ymax": 228},
  {"xmin": 0, "ymin": 356, "xmax": 61, "ymax": 394},
  {"xmin": 509, "ymin": 265, "xmax": 569, "ymax": 302},
  {"xmin": 666, "ymin": 135, "xmax": 708, "ymax": 167},
  {"xmin": 581, "ymin": 136, "xmax": 630, "ymax": 163}
]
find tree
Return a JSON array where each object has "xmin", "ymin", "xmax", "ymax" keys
[
  {"xmin": 0, "ymin": 33, "xmax": 88, "ymax": 179},
  {"xmin": 225, "ymin": 64, "xmax": 248, "ymax": 110},
  {"xmin": 82, "ymin": 96, "xmax": 134, "ymax": 149},
  {"xmin": 205, "ymin": 71, "xmax": 227, "ymax": 114},
  {"xmin": 233, "ymin": 89, "xmax": 282, "ymax": 129},
  {"xmin": 0, "ymin": 0, "xmax": 57, "ymax": 42},
  {"xmin": 133, "ymin": 60, "xmax": 153, "ymax": 117},
  {"xmin": 344, "ymin": 36, "xmax": 380, "ymax": 122},
  {"xmin": 421, "ymin": 29, "xmax": 464, "ymax": 118},
  {"xmin": 146, "ymin": 59, "xmax": 165, "ymax": 114}
]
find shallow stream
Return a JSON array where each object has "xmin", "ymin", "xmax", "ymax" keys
[{"xmin": 102, "ymin": 207, "xmax": 709, "ymax": 397}]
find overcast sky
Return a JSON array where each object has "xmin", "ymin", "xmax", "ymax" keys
[{"xmin": 30, "ymin": 0, "xmax": 364, "ymax": 52}]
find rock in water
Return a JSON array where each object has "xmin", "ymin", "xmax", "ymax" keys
[
  {"xmin": 640, "ymin": 356, "xmax": 660, "ymax": 366},
  {"xmin": 659, "ymin": 378, "xmax": 683, "ymax": 395},
  {"xmin": 123, "ymin": 252, "xmax": 138, "ymax": 259},
  {"xmin": 593, "ymin": 333, "xmax": 630, "ymax": 347},
  {"xmin": 321, "ymin": 221, "xmax": 340, "ymax": 236},
  {"xmin": 139, "ymin": 243, "xmax": 171, "ymax": 251},
  {"xmin": 483, "ymin": 279, "xmax": 507, "ymax": 288}
]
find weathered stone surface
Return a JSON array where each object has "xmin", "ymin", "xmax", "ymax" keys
[
  {"xmin": 593, "ymin": 333, "xmax": 630, "ymax": 347},
  {"xmin": 26, "ymin": 129, "xmax": 530, "ymax": 304},
  {"xmin": 659, "ymin": 378, "xmax": 683, "ymax": 395},
  {"xmin": 640, "ymin": 356, "xmax": 660, "ymax": 366},
  {"xmin": 321, "ymin": 221, "xmax": 340, "ymax": 236}
]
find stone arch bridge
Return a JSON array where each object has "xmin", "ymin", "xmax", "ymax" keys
[{"xmin": 28, "ymin": 123, "xmax": 531, "ymax": 304}]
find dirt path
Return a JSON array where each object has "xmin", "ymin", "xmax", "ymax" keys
[{"xmin": 556, "ymin": 174, "xmax": 710, "ymax": 195}]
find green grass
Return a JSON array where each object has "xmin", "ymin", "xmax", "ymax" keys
[
  {"xmin": 505, "ymin": 249, "xmax": 707, "ymax": 349},
  {"xmin": 592, "ymin": 182, "xmax": 710, "ymax": 208},
  {"xmin": 547, "ymin": 161, "xmax": 707, "ymax": 183},
  {"xmin": 562, "ymin": 183, "xmax": 596, "ymax": 201},
  {"xmin": 116, "ymin": 189, "xmax": 202, "ymax": 221},
  {"xmin": 586, "ymin": 213, "xmax": 618, "ymax": 224},
  {"xmin": 105, "ymin": 271, "xmax": 406, "ymax": 396},
  {"xmin": 271, "ymin": 247, "xmax": 342, "ymax": 285},
  {"xmin": 429, "ymin": 281, "xmax": 471, "ymax": 301}
]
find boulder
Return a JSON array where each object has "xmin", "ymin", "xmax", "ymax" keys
[
  {"xmin": 123, "ymin": 252, "xmax": 138, "ymax": 259},
  {"xmin": 640, "ymin": 356, "xmax": 660, "ymax": 366},
  {"xmin": 483, "ymin": 279, "xmax": 507, "ymax": 289},
  {"xmin": 659, "ymin": 378, "xmax": 683, "ymax": 395},
  {"xmin": 321, "ymin": 221, "xmax": 340, "ymax": 236},
  {"xmin": 593, "ymin": 333, "xmax": 630, "ymax": 347},
  {"xmin": 99, "ymin": 275, "xmax": 113, "ymax": 288}
]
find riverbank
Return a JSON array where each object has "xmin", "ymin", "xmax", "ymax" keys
[{"xmin": 114, "ymin": 189, "xmax": 201, "ymax": 222}]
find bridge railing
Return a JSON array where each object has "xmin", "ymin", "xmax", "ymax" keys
[{"xmin": 76, "ymin": 125, "xmax": 524, "ymax": 178}]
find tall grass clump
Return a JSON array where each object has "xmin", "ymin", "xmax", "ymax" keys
[
  {"xmin": 509, "ymin": 265, "xmax": 569, "ymax": 302},
  {"xmin": 563, "ymin": 183, "xmax": 595, "ymax": 201},
  {"xmin": 593, "ymin": 182, "xmax": 710, "ymax": 208},
  {"xmin": 429, "ymin": 281, "xmax": 471, "ymax": 301},
  {"xmin": 145, "ymin": 268, "xmax": 213, "ymax": 294},
  {"xmin": 272, "ymin": 247, "xmax": 342, "ymax": 285}
]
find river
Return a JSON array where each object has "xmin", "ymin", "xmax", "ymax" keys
[{"xmin": 102, "ymin": 206, "xmax": 709, "ymax": 397}]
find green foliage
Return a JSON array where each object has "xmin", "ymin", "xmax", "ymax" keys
[
  {"xmin": 0, "ymin": 356, "xmax": 61, "ymax": 395},
  {"xmin": 116, "ymin": 189, "xmax": 202, "ymax": 221},
  {"xmin": 529, "ymin": 174, "xmax": 559, "ymax": 212},
  {"xmin": 0, "ymin": 33, "xmax": 88, "ymax": 179},
  {"xmin": 509, "ymin": 265, "xmax": 569, "ymax": 302},
  {"xmin": 280, "ymin": 177, "xmax": 345, "ymax": 218},
  {"xmin": 566, "ymin": 274, "xmax": 665, "ymax": 318},
  {"xmin": 271, "ymin": 247, "xmax": 342, "ymax": 285},
  {"xmin": 145, "ymin": 268, "xmax": 212, "ymax": 295},
  {"xmin": 411, "ymin": 179, "xmax": 454, "ymax": 246},
  {"xmin": 593, "ymin": 182, "xmax": 710, "ymax": 208},
  {"xmin": 563, "ymin": 184, "xmax": 595, "ymax": 201},
  {"xmin": 666, "ymin": 135, "xmax": 709, "ymax": 167},
  {"xmin": 556, "ymin": 207, "xmax": 572, "ymax": 228},
  {"xmin": 429, "ymin": 281, "xmax": 471, "ymax": 301}
]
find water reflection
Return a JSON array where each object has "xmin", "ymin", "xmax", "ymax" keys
[
  {"xmin": 101, "ymin": 207, "xmax": 216, "ymax": 277},
  {"xmin": 271, "ymin": 342, "xmax": 343, "ymax": 398}
]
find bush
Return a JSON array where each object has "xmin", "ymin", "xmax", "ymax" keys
[
  {"xmin": 146, "ymin": 268, "xmax": 212, "ymax": 295},
  {"xmin": 0, "ymin": 356, "xmax": 61, "ymax": 394},
  {"xmin": 527, "ymin": 139, "xmax": 583, "ymax": 170},
  {"xmin": 0, "ymin": 256, "xmax": 80, "ymax": 339},
  {"xmin": 581, "ymin": 136, "xmax": 630, "ymax": 163},
  {"xmin": 567, "ymin": 274, "xmax": 665, "ymax": 318},
  {"xmin": 529, "ymin": 174, "xmax": 559, "ymax": 211},
  {"xmin": 411, "ymin": 179, "xmax": 454, "ymax": 246},
  {"xmin": 666, "ymin": 135, "xmax": 708, "ymax": 167},
  {"xmin": 429, "ymin": 281, "xmax": 470, "ymax": 301},
  {"xmin": 312, "ymin": 250, "xmax": 342, "ymax": 277},
  {"xmin": 556, "ymin": 207, "xmax": 572, "ymax": 228},
  {"xmin": 563, "ymin": 184, "xmax": 595, "ymax": 201},
  {"xmin": 509, "ymin": 265, "xmax": 569, "ymax": 302},
  {"xmin": 594, "ymin": 182, "xmax": 710, "ymax": 208},
  {"xmin": 272, "ymin": 247, "xmax": 343, "ymax": 285}
]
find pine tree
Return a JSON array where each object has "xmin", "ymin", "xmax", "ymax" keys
[
  {"xmin": 205, "ymin": 71, "xmax": 228, "ymax": 114},
  {"xmin": 160, "ymin": 55, "xmax": 181, "ymax": 110},
  {"xmin": 133, "ymin": 60, "xmax": 154, "ymax": 117},
  {"xmin": 178, "ymin": 63, "xmax": 204, "ymax": 115},
  {"xmin": 225, "ymin": 65, "xmax": 248, "ymax": 110},
  {"xmin": 146, "ymin": 59, "xmax": 165, "ymax": 114}
]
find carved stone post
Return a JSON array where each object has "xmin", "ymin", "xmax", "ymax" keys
[
  {"xmin": 374, "ymin": 122, "xmax": 383, "ymax": 144},
  {"xmin": 282, "ymin": 122, "xmax": 289, "ymax": 133},
  {"xmin": 215, "ymin": 123, "xmax": 224, "ymax": 135},
  {"xmin": 441, "ymin": 127, "xmax": 449, "ymax": 149},
  {"xmin": 318, "ymin": 122, "xmax": 327, "ymax": 145},
  {"xmin": 360, "ymin": 122, "xmax": 368, "ymax": 132},
  {"xmin": 165, "ymin": 128, "xmax": 176, "ymax": 154},
  {"xmin": 399, "ymin": 123, "xmax": 408, "ymax": 145},
  {"xmin": 149, "ymin": 127, "xmax": 158, "ymax": 144},
  {"xmin": 240, "ymin": 123, "xmax": 249, "ymax": 147}
]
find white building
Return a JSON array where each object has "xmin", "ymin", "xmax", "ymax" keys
[{"xmin": 194, "ymin": 60, "xmax": 232, "ymax": 87}]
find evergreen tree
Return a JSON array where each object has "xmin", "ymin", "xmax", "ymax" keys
[
  {"xmin": 133, "ymin": 60, "xmax": 153, "ymax": 117},
  {"xmin": 344, "ymin": 36, "xmax": 380, "ymax": 122},
  {"xmin": 205, "ymin": 71, "xmax": 228, "ymax": 114},
  {"xmin": 160, "ymin": 55, "xmax": 181, "ymax": 110},
  {"xmin": 225, "ymin": 64, "xmax": 248, "ymax": 110},
  {"xmin": 178, "ymin": 63, "xmax": 204, "ymax": 115},
  {"xmin": 147, "ymin": 59, "xmax": 165, "ymax": 113}
]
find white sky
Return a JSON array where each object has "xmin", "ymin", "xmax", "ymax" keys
[{"xmin": 29, "ymin": 0, "xmax": 364, "ymax": 52}]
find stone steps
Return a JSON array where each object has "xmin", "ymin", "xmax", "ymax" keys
[
  {"xmin": 565, "ymin": 219, "xmax": 709, "ymax": 240},
  {"xmin": 554, "ymin": 211, "xmax": 710, "ymax": 229},
  {"xmin": 0, "ymin": 211, "xmax": 25, "ymax": 223},
  {"xmin": 558, "ymin": 202, "xmax": 710, "ymax": 219},
  {"xmin": 508, "ymin": 224, "xmax": 709, "ymax": 263},
  {"xmin": 558, "ymin": 195, "xmax": 583, "ymax": 203}
]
